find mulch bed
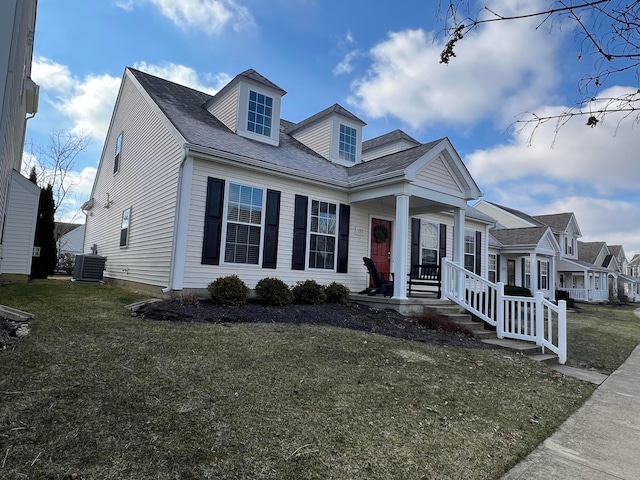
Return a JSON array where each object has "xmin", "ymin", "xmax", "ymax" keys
[{"xmin": 135, "ymin": 299, "xmax": 495, "ymax": 350}]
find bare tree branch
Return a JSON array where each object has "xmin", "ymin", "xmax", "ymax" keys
[{"xmin": 23, "ymin": 130, "xmax": 91, "ymax": 216}]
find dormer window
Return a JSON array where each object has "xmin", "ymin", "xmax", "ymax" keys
[
  {"xmin": 247, "ymin": 90, "xmax": 273, "ymax": 137},
  {"xmin": 338, "ymin": 124, "xmax": 357, "ymax": 163}
]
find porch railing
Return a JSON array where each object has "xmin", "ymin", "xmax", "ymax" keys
[
  {"xmin": 564, "ymin": 288, "xmax": 608, "ymax": 302},
  {"xmin": 441, "ymin": 258, "xmax": 567, "ymax": 364}
]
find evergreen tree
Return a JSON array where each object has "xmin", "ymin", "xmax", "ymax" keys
[
  {"xmin": 31, "ymin": 184, "xmax": 57, "ymax": 279},
  {"xmin": 28, "ymin": 166, "xmax": 37, "ymax": 184}
]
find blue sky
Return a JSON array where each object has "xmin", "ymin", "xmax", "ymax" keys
[{"xmin": 25, "ymin": 0, "xmax": 640, "ymax": 258}]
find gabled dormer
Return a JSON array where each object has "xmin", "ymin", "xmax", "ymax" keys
[
  {"xmin": 286, "ymin": 104, "xmax": 366, "ymax": 166},
  {"xmin": 533, "ymin": 212, "xmax": 582, "ymax": 260},
  {"xmin": 362, "ymin": 129, "xmax": 420, "ymax": 162},
  {"xmin": 204, "ymin": 69, "xmax": 286, "ymax": 146}
]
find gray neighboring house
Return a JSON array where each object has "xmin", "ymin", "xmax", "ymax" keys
[
  {"xmin": 55, "ymin": 222, "xmax": 85, "ymax": 255},
  {"xmin": 0, "ymin": 0, "xmax": 40, "ymax": 281}
]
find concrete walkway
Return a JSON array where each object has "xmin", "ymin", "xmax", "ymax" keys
[{"xmin": 502, "ymin": 344, "xmax": 640, "ymax": 479}]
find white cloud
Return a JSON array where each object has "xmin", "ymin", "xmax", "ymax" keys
[
  {"xmin": 133, "ymin": 61, "xmax": 231, "ymax": 95},
  {"xmin": 349, "ymin": 1, "xmax": 563, "ymax": 128},
  {"xmin": 465, "ymin": 86, "xmax": 640, "ymax": 193},
  {"xmin": 32, "ymin": 57, "xmax": 230, "ymax": 143},
  {"xmin": 118, "ymin": 0, "xmax": 255, "ymax": 35},
  {"xmin": 333, "ymin": 50, "xmax": 360, "ymax": 76}
]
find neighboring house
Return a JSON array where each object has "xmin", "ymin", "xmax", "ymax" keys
[
  {"xmin": 578, "ymin": 241, "xmax": 619, "ymax": 299},
  {"xmin": 609, "ymin": 245, "xmax": 639, "ymax": 301},
  {"xmin": 474, "ymin": 201, "xmax": 610, "ymax": 302},
  {"xmin": 54, "ymin": 222, "xmax": 85, "ymax": 256},
  {"xmin": 629, "ymin": 253, "xmax": 640, "ymax": 278},
  {"xmin": 82, "ymin": 68, "xmax": 485, "ymax": 297},
  {"xmin": 0, "ymin": 0, "xmax": 40, "ymax": 281}
]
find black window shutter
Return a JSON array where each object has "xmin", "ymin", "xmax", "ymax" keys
[
  {"xmin": 202, "ymin": 177, "xmax": 225, "ymax": 265},
  {"xmin": 291, "ymin": 195, "xmax": 308, "ymax": 270},
  {"xmin": 262, "ymin": 189, "xmax": 281, "ymax": 269},
  {"xmin": 475, "ymin": 231, "xmax": 482, "ymax": 275},
  {"xmin": 336, "ymin": 204, "xmax": 350, "ymax": 273},
  {"xmin": 410, "ymin": 218, "xmax": 420, "ymax": 273},
  {"xmin": 521, "ymin": 258, "xmax": 525, "ymax": 287},
  {"xmin": 496, "ymin": 255, "xmax": 501, "ymax": 282},
  {"xmin": 439, "ymin": 223, "xmax": 447, "ymax": 263}
]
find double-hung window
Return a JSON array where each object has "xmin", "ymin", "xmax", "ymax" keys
[
  {"xmin": 524, "ymin": 258, "xmax": 531, "ymax": 289},
  {"xmin": 464, "ymin": 229, "xmax": 475, "ymax": 272},
  {"xmin": 421, "ymin": 221, "xmax": 439, "ymax": 265},
  {"xmin": 488, "ymin": 254, "xmax": 497, "ymax": 283},
  {"xmin": 309, "ymin": 200, "xmax": 337, "ymax": 269},
  {"xmin": 247, "ymin": 90, "xmax": 273, "ymax": 137},
  {"xmin": 120, "ymin": 208, "xmax": 131, "ymax": 247},
  {"xmin": 338, "ymin": 124, "xmax": 357, "ymax": 163},
  {"xmin": 224, "ymin": 183, "xmax": 263, "ymax": 265},
  {"xmin": 540, "ymin": 261, "xmax": 548, "ymax": 289}
]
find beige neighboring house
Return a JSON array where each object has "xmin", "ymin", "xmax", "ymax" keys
[
  {"xmin": 474, "ymin": 201, "xmax": 611, "ymax": 302},
  {"xmin": 0, "ymin": 0, "xmax": 40, "ymax": 281}
]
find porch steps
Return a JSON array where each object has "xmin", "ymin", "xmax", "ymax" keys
[{"xmin": 423, "ymin": 300, "xmax": 560, "ymax": 366}]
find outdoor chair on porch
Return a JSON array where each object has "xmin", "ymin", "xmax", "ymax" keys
[{"xmin": 359, "ymin": 257, "xmax": 394, "ymax": 297}]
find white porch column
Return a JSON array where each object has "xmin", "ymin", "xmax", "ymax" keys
[
  {"xmin": 452, "ymin": 207, "xmax": 465, "ymax": 266},
  {"xmin": 549, "ymin": 255, "xmax": 556, "ymax": 301},
  {"xmin": 530, "ymin": 253, "xmax": 538, "ymax": 292},
  {"xmin": 392, "ymin": 194, "xmax": 410, "ymax": 299}
]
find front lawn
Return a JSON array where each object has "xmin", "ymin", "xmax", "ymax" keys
[{"xmin": 0, "ymin": 281, "xmax": 603, "ymax": 479}]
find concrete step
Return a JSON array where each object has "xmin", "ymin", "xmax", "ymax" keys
[
  {"xmin": 481, "ymin": 338, "xmax": 543, "ymax": 356},
  {"xmin": 527, "ymin": 353, "xmax": 560, "ymax": 366}
]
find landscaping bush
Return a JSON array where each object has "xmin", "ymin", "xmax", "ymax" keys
[
  {"xmin": 57, "ymin": 252, "xmax": 75, "ymax": 274},
  {"xmin": 324, "ymin": 282, "xmax": 350, "ymax": 304},
  {"xmin": 254, "ymin": 277, "xmax": 293, "ymax": 306},
  {"xmin": 169, "ymin": 291, "xmax": 200, "ymax": 306},
  {"xmin": 504, "ymin": 285, "xmax": 533, "ymax": 297},
  {"xmin": 618, "ymin": 294, "xmax": 629, "ymax": 305},
  {"xmin": 556, "ymin": 289, "xmax": 576, "ymax": 308},
  {"xmin": 207, "ymin": 275, "xmax": 249, "ymax": 306},
  {"xmin": 292, "ymin": 279, "xmax": 327, "ymax": 305}
]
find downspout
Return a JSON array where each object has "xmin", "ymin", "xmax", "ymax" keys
[{"xmin": 163, "ymin": 145, "xmax": 189, "ymax": 293}]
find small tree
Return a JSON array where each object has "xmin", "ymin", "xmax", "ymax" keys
[{"xmin": 31, "ymin": 184, "xmax": 57, "ymax": 279}]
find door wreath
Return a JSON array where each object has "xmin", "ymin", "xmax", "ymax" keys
[{"xmin": 373, "ymin": 224, "xmax": 389, "ymax": 243}]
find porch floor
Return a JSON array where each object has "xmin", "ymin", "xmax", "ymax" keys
[{"xmin": 349, "ymin": 293, "xmax": 444, "ymax": 316}]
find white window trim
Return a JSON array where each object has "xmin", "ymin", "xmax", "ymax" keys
[
  {"xmin": 330, "ymin": 118, "xmax": 362, "ymax": 166},
  {"xmin": 306, "ymin": 197, "xmax": 338, "ymax": 272},
  {"xmin": 120, "ymin": 207, "xmax": 131, "ymax": 248},
  {"xmin": 464, "ymin": 228, "xmax": 476, "ymax": 272},
  {"xmin": 236, "ymin": 83, "xmax": 281, "ymax": 146},
  {"xmin": 488, "ymin": 253, "xmax": 497, "ymax": 282},
  {"xmin": 421, "ymin": 220, "xmax": 439, "ymax": 266},
  {"xmin": 220, "ymin": 180, "xmax": 266, "ymax": 267},
  {"xmin": 540, "ymin": 261, "xmax": 549, "ymax": 290},
  {"xmin": 524, "ymin": 258, "xmax": 531, "ymax": 289},
  {"xmin": 114, "ymin": 132, "xmax": 123, "ymax": 174}
]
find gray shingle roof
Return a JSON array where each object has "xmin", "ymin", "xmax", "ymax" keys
[
  {"xmin": 557, "ymin": 258, "xmax": 610, "ymax": 273},
  {"xmin": 533, "ymin": 212, "xmax": 574, "ymax": 233},
  {"xmin": 237, "ymin": 69, "xmax": 286, "ymax": 94},
  {"xmin": 346, "ymin": 140, "xmax": 443, "ymax": 182},
  {"xmin": 490, "ymin": 226, "xmax": 549, "ymax": 247},
  {"xmin": 578, "ymin": 241, "xmax": 606, "ymax": 264},
  {"xmin": 128, "ymin": 68, "xmax": 475, "ymax": 192},
  {"xmin": 362, "ymin": 129, "xmax": 420, "ymax": 152},
  {"xmin": 286, "ymin": 104, "xmax": 366, "ymax": 134}
]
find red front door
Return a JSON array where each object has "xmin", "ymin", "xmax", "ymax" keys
[{"xmin": 370, "ymin": 218, "xmax": 392, "ymax": 284}]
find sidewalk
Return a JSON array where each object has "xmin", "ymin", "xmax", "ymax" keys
[{"xmin": 502, "ymin": 344, "xmax": 640, "ymax": 479}]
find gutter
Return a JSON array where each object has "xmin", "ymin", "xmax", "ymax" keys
[{"xmin": 162, "ymin": 145, "xmax": 189, "ymax": 293}]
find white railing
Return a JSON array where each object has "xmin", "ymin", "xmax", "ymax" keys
[
  {"xmin": 442, "ymin": 258, "xmax": 567, "ymax": 364},
  {"xmin": 564, "ymin": 288, "xmax": 608, "ymax": 302}
]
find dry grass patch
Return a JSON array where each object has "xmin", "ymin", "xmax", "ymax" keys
[{"xmin": 0, "ymin": 281, "xmax": 596, "ymax": 479}]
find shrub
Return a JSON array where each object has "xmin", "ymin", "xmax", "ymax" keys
[
  {"xmin": 618, "ymin": 294, "xmax": 629, "ymax": 305},
  {"xmin": 324, "ymin": 282, "xmax": 350, "ymax": 304},
  {"xmin": 170, "ymin": 291, "xmax": 200, "ymax": 306},
  {"xmin": 57, "ymin": 252, "xmax": 75, "ymax": 274},
  {"xmin": 411, "ymin": 312, "xmax": 472, "ymax": 335},
  {"xmin": 292, "ymin": 280, "xmax": 327, "ymax": 305},
  {"xmin": 504, "ymin": 285, "xmax": 533, "ymax": 297},
  {"xmin": 207, "ymin": 275, "xmax": 249, "ymax": 306},
  {"xmin": 255, "ymin": 277, "xmax": 293, "ymax": 306}
]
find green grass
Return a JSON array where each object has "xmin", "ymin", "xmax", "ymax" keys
[
  {"xmin": 566, "ymin": 302, "xmax": 640, "ymax": 374},
  {"xmin": 0, "ymin": 281, "xmax": 606, "ymax": 479}
]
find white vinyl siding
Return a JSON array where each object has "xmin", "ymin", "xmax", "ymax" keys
[
  {"xmin": 290, "ymin": 117, "xmax": 332, "ymax": 160},
  {"xmin": 83, "ymin": 73, "xmax": 184, "ymax": 287},
  {"xmin": 205, "ymin": 84, "xmax": 239, "ymax": 133},
  {"xmin": 0, "ymin": 170, "xmax": 39, "ymax": 274},
  {"xmin": 415, "ymin": 156, "xmax": 460, "ymax": 191}
]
